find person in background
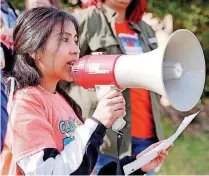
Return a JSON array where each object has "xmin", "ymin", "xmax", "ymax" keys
[
  {"xmin": 0, "ymin": 0, "xmax": 17, "ymax": 34},
  {"xmin": 0, "ymin": 46, "xmax": 9, "ymax": 152},
  {"xmin": 0, "ymin": 7, "xmax": 171, "ymax": 175},
  {"xmin": 0, "ymin": 0, "xmax": 17, "ymax": 50},
  {"xmin": 66, "ymin": 0, "xmax": 164, "ymax": 174},
  {"xmin": 0, "ymin": 1, "xmax": 16, "ymax": 131},
  {"xmin": 0, "ymin": 72, "xmax": 8, "ymax": 152}
]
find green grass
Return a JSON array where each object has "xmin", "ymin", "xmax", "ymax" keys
[{"xmin": 158, "ymin": 118, "xmax": 209, "ymax": 175}]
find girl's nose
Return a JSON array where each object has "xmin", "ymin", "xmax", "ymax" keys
[{"xmin": 70, "ymin": 42, "xmax": 80, "ymax": 56}]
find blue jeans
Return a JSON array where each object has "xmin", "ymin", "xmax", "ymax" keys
[
  {"xmin": 131, "ymin": 136, "xmax": 158, "ymax": 155},
  {"xmin": 132, "ymin": 137, "xmax": 158, "ymax": 175},
  {"xmin": 95, "ymin": 136, "xmax": 158, "ymax": 174},
  {"xmin": 95, "ymin": 153, "xmax": 118, "ymax": 174}
]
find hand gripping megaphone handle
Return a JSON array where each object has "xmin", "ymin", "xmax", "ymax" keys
[{"xmin": 95, "ymin": 85, "xmax": 126, "ymax": 132}]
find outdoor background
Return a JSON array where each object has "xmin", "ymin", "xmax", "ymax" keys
[{"xmin": 9, "ymin": 0, "xmax": 209, "ymax": 174}]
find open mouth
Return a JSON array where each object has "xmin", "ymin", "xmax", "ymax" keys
[{"xmin": 67, "ymin": 61, "xmax": 76, "ymax": 67}]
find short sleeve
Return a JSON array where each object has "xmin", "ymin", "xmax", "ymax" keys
[{"xmin": 8, "ymin": 90, "xmax": 56, "ymax": 162}]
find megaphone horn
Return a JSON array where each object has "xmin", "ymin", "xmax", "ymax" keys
[{"xmin": 72, "ymin": 29, "xmax": 205, "ymax": 113}]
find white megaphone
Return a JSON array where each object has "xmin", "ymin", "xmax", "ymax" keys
[{"xmin": 72, "ymin": 29, "xmax": 205, "ymax": 132}]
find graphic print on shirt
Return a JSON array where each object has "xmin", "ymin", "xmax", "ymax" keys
[
  {"xmin": 59, "ymin": 119, "xmax": 79, "ymax": 147},
  {"xmin": 117, "ymin": 33, "xmax": 143, "ymax": 55}
]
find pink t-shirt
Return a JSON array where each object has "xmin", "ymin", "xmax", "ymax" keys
[{"xmin": 1, "ymin": 86, "xmax": 82, "ymax": 175}]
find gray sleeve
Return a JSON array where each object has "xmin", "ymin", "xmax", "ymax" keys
[{"xmin": 73, "ymin": 9, "xmax": 91, "ymax": 57}]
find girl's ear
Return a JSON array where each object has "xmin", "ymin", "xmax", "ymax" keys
[{"xmin": 29, "ymin": 50, "xmax": 40, "ymax": 60}]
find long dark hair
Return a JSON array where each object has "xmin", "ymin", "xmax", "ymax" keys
[{"xmin": 10, "ymin": 7, "xmax": 82, "ymax": 120}]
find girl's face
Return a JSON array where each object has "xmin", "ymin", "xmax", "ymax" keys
[
  {"xmin": 27, "ymin": 0, "xmax": 51, "ymax": 9},
  {"xmin": 36, "ymin": 20, "xmax": 80, "ymax": 82},
  {"xmin": 105, "ymin": 0, "xmax": 131, "ymax": 11}
]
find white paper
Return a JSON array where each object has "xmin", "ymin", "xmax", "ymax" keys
[{"xmin": 123, "ymin": 109, "xmax": 202, "ymax": 175}]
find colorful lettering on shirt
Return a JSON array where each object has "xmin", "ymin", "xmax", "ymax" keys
[
  {"xmin": 59, "ymin": 119, "xmax": 79, "ymax": 146},
  {"xmin": 117, "ymin": 33, "xmax": 143, "ymax": 55}
]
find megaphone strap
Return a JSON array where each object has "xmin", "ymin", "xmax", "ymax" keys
[{"xmin": 116, "ymin": 130, "xmax": 123, "ymax": 175}]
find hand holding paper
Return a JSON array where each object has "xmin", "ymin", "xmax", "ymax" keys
[
  {"xmin": 123, "ymin": 110, "xmax": 202, "ymax": 175},
  {"xmin": 137, "ymin": 141, "xmax": 173, "ymax": 173}
]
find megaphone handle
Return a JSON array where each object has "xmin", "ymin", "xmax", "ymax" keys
[
  {"xmin": 112, "ymin": 115, "xmax": 126, "ymax": 132},
  {"xmin": 95, "ymin": 85, "xmax": 126, "ymax": 132}
]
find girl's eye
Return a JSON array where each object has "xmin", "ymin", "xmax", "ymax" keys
[
  {"xmin": 62, "ymin": 38, "xmax": 69, "ymax": 42},
  {"xmin": 74, "ymin": 40, "xmax": 79, "ymax": 45}
]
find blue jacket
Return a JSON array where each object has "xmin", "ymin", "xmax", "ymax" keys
[{"xmin": 1, "ymin": 71, "xmax": 8, "ymax": 152}]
